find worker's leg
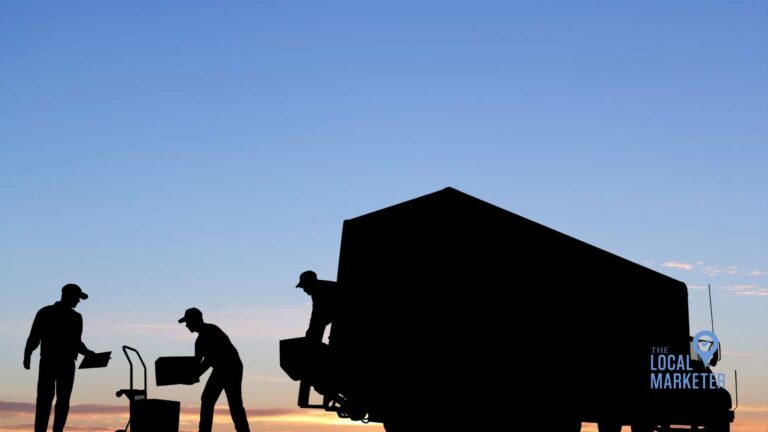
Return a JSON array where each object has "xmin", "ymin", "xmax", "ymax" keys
[
  {"xmin": 35, "ymin": 359, "xmax": 56, "ymax": 432},
  {"xmin": 200, "ymin": 372, "xmax": 224, "ymax": 432},
  {"xmin": 223, "ymin": 365, "xmax": 250, "ymax": 432},
  {"xmin": 52, "ymin": 360, "xmax": 76, "ymax": 432}
]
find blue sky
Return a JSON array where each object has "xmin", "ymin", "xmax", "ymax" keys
[{"xmin": 1, "ymin": 1, "xmax": 766, "ymax": 431}]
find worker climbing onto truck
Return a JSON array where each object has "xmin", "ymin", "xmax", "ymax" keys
[
  {"xmin": 293, "ymin": 271, "xmax": 344, "ymax": 408},
  {"xmin": 178, "ymin": 307, "xmax": 251, "ymax": 432},
  {"xmin": 295, "ymin": 270, "xmax": 339, "ymax": 343}
]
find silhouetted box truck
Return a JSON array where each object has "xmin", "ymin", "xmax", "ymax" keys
[{"xmin": 281, "ymin": 188, "xmax": 734, "ymax": 432}]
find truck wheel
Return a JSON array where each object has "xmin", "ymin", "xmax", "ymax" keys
[
  {"xmin": 598, "ymin": 421, "xmax": 621, "ymax": 432},
  {"xmin": 705, "ymin": 422, "xmax": 730, "ymax": 432},
  {"xmin": 383, "ymin": 416, "xmax": 407, "ymax": 432},
  {"xmin": 383, "ymin": 420, "xmax": 400, "ymax": 432},
  {"xmin": 564, "ymin": 420, "xmax": 581, "ymax": 431},
  {"xmin": 548, "ymin": 419, "xmax": 581, "ymax": 431}
]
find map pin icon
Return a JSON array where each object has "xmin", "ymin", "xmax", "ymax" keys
[{"xmin": 693, "ymin": 330, "xmax": 719, "ymax": 367}]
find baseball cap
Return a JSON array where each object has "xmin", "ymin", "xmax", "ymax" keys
[
  {"xmin": 62, "ymin": 284, "xmax": 88, "ymax": 300},
  {"xmin": 178, "ymin": 307, "xmax": 203, "ymax": 323},
  {"xmin": 296, "ymin": 270, "xmax": 317, "ymax": 288}
]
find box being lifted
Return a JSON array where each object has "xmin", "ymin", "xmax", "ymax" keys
[{"xmin": 155, "ymin": 356, "xmax": 200, "ymax": 386}]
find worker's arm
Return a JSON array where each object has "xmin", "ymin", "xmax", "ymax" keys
[
  {"xmin": 199, "ymin": 359, "xmax": 211, "ymax": 377},
  {"xmin": 306, "ymin": 301, "xmax": 331, "ymax": 342},
  {"xmin": 78, "ymin": 342, "xmax": 95, "ymax": 357},
  {"xmin": 194, "ymin": 337, "xmax": 212, "ymax": 378},
  {"xmin": 24, "ymin": 309, "xmax": 44, "ymax": 369},
  {"xmin": 75, "ymin": 314, "xmax": 95, "ymax": 357}
]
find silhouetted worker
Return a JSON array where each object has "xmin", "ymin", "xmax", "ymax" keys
[
  {"xmin": 294, "ymin": 271, "xmax": 340, "ymax": 406},
  {"xmin": 179, "ymin": 307, "xmax": 251, "ymax": 432},
  {"xmin": 295, "ymin": 270, "xmax": 339, "ymax": 342},
  {"xmin": 24, "ymin": 283, "xmax": 96, "ymax": 432}
]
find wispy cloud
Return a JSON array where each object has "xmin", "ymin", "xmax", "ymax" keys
[
  {"xmin": 0, "ymin": 400, "xmax": 380, "ymax": 432},
  {"xmin": 701, "ymin": 265, "xmax": 739, "ymax": 277},
  {"xmin": 724, "ymin": 284, "xmax": 760, "ymax": 290},
  {"xmin": 734, "ymin": 288, "xmax": 768, "ymax": 297},
  {"xmin": 0, "ymin": 425, "xmax": 112, "ymax": 432},
  {"xmin": 2, "ymin": 401, "xmax": 766, "ymax": 431},
  {"xmin": 722, "ymin": 351, "xmax": 761, "ymax": 358},
  {"xmin": 656, "ymin": 261, "xmax": 765, "ymax": 280},
  {"xmin": 662, "ymin": 261, "xmax": 694, "ymax": 270},
  {"xmin": 0, "ymin": 401, "xmax": 298, "ymax": 419},
  {"xmin": 645, "ymin": 259, "xmax": 748, "ymax": 285},
  {"xmin": 126, "ymin": 324, "xmax": 180, "ymax": 330},
  {"xmin": 244, "ymin": 373, "xmax": 287, "ymax": 383},
  {"xmin": 84, "ymin": 304, "xmax": 309, "ymax": 341},
  {"xmin": 738, "ymin": 405, "xmax": 768, "ymax": 414},
  {"xmin": 722, "ymin": 284, "xmax": 768, "ymax": 297}
]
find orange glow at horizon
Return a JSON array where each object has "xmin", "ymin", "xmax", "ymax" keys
[{"xmin": 1, "ymin": 401, "xmax": 766, "ymax": 432}]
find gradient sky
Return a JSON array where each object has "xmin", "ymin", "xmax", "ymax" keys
[{"xmin": 1, "ymin": 1, "xmax": 766, "ymax": 431}]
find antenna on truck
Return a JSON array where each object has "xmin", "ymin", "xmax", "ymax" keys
[
  {"xmin": 707, "ymin": 284, "xmax": 722, "ymax": 364},
  {"xmin": 708, "ymin": 283, "xmax": 715, "ymax": 333}
]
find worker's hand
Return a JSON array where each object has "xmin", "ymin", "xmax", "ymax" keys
[{"xmin": 23, "ymin": 356, "xmax": 30, "ymax": 370}]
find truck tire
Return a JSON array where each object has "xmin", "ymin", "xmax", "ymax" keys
[
  {"xmin": 539, "ymin": 418, "xmax": 579, "ymax": 431},
  {"xmin": 598, "ymin": 421, "xmax": 621, "ymax": 432},
  {"xmin": 557, "ymin": 419, "xmax": 581, "ymax": 431},
  {"xmin": 383, "ymin": 419, "xmax": 404, "ymax": 432},
  {"xmin": 705, "ymin": 422, "xmax": 730, "ymax": 432},
  {"xmin": 383, "ymin": 423, "xmax": 399, "ymax": 432}
]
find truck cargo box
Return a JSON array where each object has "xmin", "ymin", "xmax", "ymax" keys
[{"xmin": 284, "ymin": 187, "xmax": 732, "ymax": 431}]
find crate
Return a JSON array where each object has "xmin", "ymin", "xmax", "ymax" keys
[{"xmin": 130, "ymin": 399, "xmax": 180, "ymax": 432}]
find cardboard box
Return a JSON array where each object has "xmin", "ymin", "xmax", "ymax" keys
[{"xmin": 155, "ymin": 356, "xmax": 199, "ymax": 386}]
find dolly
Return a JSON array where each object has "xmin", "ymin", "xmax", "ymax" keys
[{"xmin": 115, "ymin": 345, "xmax": 181, "ymax": 432}]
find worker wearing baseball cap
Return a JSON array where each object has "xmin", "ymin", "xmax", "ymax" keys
[
  {"xmin": 178, "ymin": 307, "xmax": 250, "ymax": 432},
  {"xmin": 24, "ymin": 283, "xmax": 96, "ymax": 432},
  {"xmin": 295, "ymin": 270, "xmax": 339, "ymax": 343}
]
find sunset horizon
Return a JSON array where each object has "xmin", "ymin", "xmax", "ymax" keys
[{"xmin": 2, "ymin": 1, "xmax": 765, "ymax": 431}]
